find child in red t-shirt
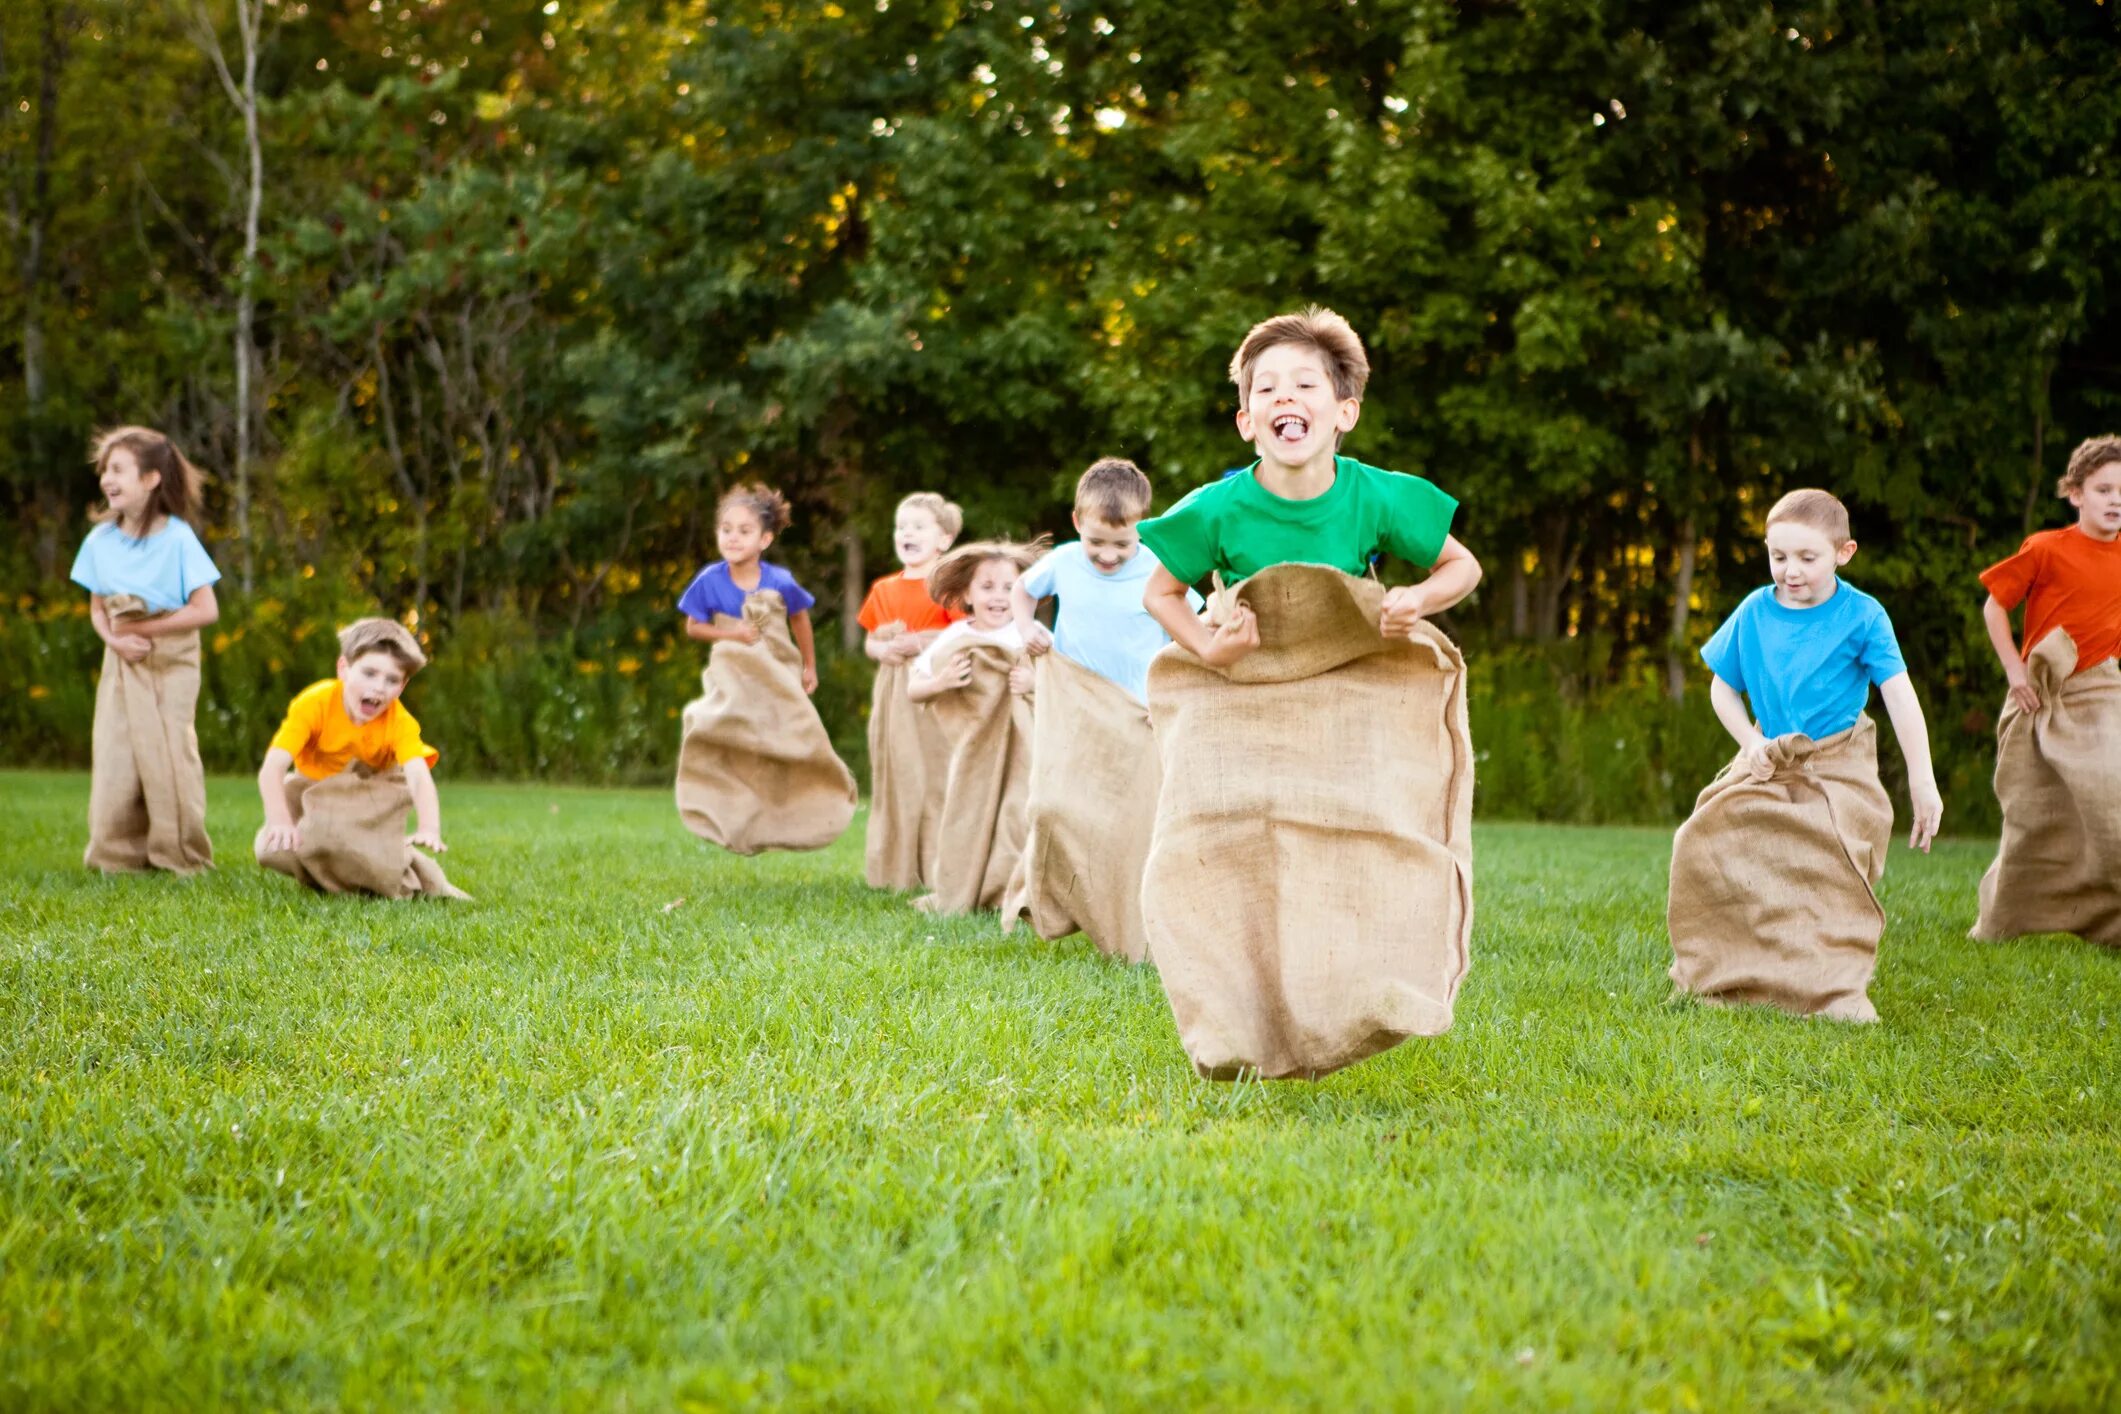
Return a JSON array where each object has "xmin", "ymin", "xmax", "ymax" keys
[
  {"xmin": 1973, "ymin": 434, "xmax": 2121, "ymax": 944},
  {"xmin": 858, "ymin": 492, "xmax": 966, "ymax": 890}
]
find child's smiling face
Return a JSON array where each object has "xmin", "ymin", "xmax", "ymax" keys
[
  {"xmin": 1075, "ymin": 515, "xmax": 1140, "ymax": 574},
  {"xmin": 716, "ymin": 505, "xmax": 772, "ymax": 567},
  {"xmin": 894, "ymin": 505, "xmax": 951, "ymax": 569},
  {"xmin": 100, "ymin": 447, "xmax": 162, "ymax": 526},
  {"xmin": 964, "ymin": 557, "xmax": 1020, "ymax": 630},
  {"xmin": 2069, "ymin": 459, "xmax": 2121, "ymax": 541},
  {"xmin": 1235, "ymin": 342, "xmax": 1360, "ymax": 471},
  {"xmin": 338, "ymin": 650, "xmax": 410, "ymax": 725},
  {"xmin": 1765, "ymin": 521, "xmax": 1855, "ymax": 608}
]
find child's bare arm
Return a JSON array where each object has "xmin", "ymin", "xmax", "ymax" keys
[
  {"xmin": 1381, "ymin": 536, "xmax": 1484, "ymax": 638},
  {"xmin": 1981, "ymin": 594, "xmax": 2039, "ymax": 714},
  {"xmin": 403, "ymin": 757, "xmax": 446, "ymax": 851},
  {"xmin": 789, "ymin": 609, "xmax": 819, "ymax": 695},
  {"xmin": 1709, "ymin": 675, "xmax": 1774, "ymax": 778},
  {"xmin": 90, "ymin": 594, "xmax": 152, "ymax": 663},
  {"xmin": 906, "ymin": 652, "xmax": 971, "ymax": 702},
  {"xmin": 685, "ymin": 615, "xmax": 758, "ymax": 646},
  {"xmin": 1877, "ymin": 671, "xmax": 1943, "ymax": 852},
  {"xmin": 133, "ymin": 584, "xmax": 220, "ymax": 637},
  {"xmin": 1011, "ymin": 580, "xmax": 1052, "ymax": 655},
  {"xmin": 1146, "ymin": 564, "xmax": 1256, "ymax": 666},
  {"xmin": 257, "ymin": 747, "xmax": 301, "ymax": 852}
]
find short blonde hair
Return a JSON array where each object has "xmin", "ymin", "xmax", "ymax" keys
[
  {"xmin": 1074, "ymin": 458, "xmax": 1151, "ymax": 525},
  {"xmin": 897, "ymin": 491, "xmax": 963, "ymax": 540},
  {"xmin": 925, "ymin": 537, "xmax": 1048, "ymax": 612},
  {"xmin": 338, "ymin": 617, "xmax": 428, "ymax": 675},
  {"xmin": 1229, "ymin": 306, "xmax": 1371, "ymax": 402},
  {"xmin": 1765, "ymin": 489, "xmax": 1852, "ymax": 545},
  {"xmin": 2060, "ymin": 435, "xmax": 2121, "ymax": 497}
]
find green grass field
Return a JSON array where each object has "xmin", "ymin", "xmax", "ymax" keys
[{"xmin": 2, "ymin": 771, "xmax": 2116, "ymax": 1410}]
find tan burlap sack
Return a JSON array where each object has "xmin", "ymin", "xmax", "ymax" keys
[
  {"xmin": 1141, "ymin": 564, "xmax": 1475, "ymax": 1080},
  {"xmin": 1000, "ymin": 652, "xmax": 1156, "ymax": 963},
  {"xmin": 863, "ymin": 623, "xmax": 950, "ymax": 890},
  {"xmin": 1667, "ymin": 716, "xmax": 1892, "ymax": 1018},
  {"xmin": 675, "ymin": 591, "xmax": 858, "ymax": 855},
  {"xmin": 255, "ymin": 764, "xmax": 468, "ymax": 899},
  {"xmin": 915, "ymin": 643, "xmax": 1033, "ymax": 916},
  {"xmin": 1972, "ymin": 630, "xmax": 2121, "ymax": 946},
  {"xmin": 84, "ymin": 593, "xmax": 213, "ymax": 874}
]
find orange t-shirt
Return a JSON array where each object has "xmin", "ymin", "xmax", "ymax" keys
[
  {"xmin": 1980, "ymin": 526, "xmax": 2121, "ymax": 675},
  {"xmin": 856, "ymin": 570, "xmax": 962, "ymax": 635},
  {"xmin": 269, "ymin": 679, "xmax": 439, "ymax": 781}
]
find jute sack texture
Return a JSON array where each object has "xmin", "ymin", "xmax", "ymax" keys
[
  {"xmin": 1666, "ymin": 716, "xmax": 1891, "ymax": 1017},
  {"xmin": 675, "ymin": 590, "xmax": 858, "ymax": 855},
  {"xmin": 1972, "ymin": 629, "xmax": 2121, "ymax": 945},
  {"xmin": 863, "ymin": 622, "xmax": 949, "ymax": 890},
  {"xmin": 1000, "ymin": 651, "xmax": 1157, "ymax": 963},
  {"xmin": 85, "ymin": 593, "xmax": 213, "ymax": 874},
  {"xmin": 255, "ymin": 764, "xmax": 469, "ymax": 899},
  {"xmin": 917, "ymin": 643, "xmax": 1032, "ymax": 915},
  {"xmin": 1140, "ymin": 564, "xmax": 1475, "ymax": 1080}
]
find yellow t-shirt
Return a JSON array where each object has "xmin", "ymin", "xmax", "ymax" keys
[{"xmin": 270, "ymin": 679, "xmax": 438, "ymax": 781}]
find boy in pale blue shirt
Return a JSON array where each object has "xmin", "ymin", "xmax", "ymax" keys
[{"xmin": 1011, "ymin": 459, "xmax": 1200, "ymax": 702}]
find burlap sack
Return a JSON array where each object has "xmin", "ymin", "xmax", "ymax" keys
[
  {"xmin": 1666, "ymin": 716, "xmax": 1892, "ymax": 1018},
  {"xmin": 1000, "ymin": 652, "xmax": 1157, "ymax": 963},
  {"xmin": 84, "ymin": 593, "xmax": 213, "ymax": 874},
  {"xmin": 1972, "ymin": 630, "xmax": 2121, "ymax": 945},
  {"xmin": 863, "ymin": 623, "xmax": 950, "ymax": 890},
  {"xmin": 915, "ymin": 643, "xmax": 1033, "ymax": 916},
  {"xmin": 675, "ymin": 591, "xmax": 858, "ymax": 856},
  {"xmin": 1141, "ymin": 564, "xmax": 1475, "ymax": 1080},
  {"xmin": 255, "ymin": 764, "xmax": 468, "ymax": 899}
]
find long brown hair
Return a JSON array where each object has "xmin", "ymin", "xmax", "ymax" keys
[
  {"xmin": 925, "ymin": 537, "xmax": 1049, "ymax": 611},
  {"xmin": 91, "ymin": 427, "xmax": 205, "ymax": 532}
]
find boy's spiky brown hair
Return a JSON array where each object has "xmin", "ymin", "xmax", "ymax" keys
[
  {"xmin": 1074, "ymin": 458, "xmax": 1152, "ymax": 525},
  {"xmin": 2059, "ymin": 434, "xmax": 2121, "ymax": 497},
  {"xmin": 338, "ymin": 617, "xmax": 428, "ymax": 675},
  {"xmin": 1228, "ymin": 306, "xmax": 1371, "ymax": 403}
]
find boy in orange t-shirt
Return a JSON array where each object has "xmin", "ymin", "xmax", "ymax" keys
[
  {"xmin": 1980, "ymin": 434, "xmax": 2121, "ymax": 708},
  {"xmin": 857, "ymin": 492, "xmax": 965, "ymax": 659},
  {"xmin": 254, "ymin": 617, "xmax": 444, "ymax": 858}
]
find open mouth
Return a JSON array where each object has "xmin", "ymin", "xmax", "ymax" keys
[
  {"xmin": 357, "ymin": 695, "xmax": 387, "ymax": 718},
  {"xmin": 1270, "ymin": 413, "xmax": 1309, "ymax": 446}
]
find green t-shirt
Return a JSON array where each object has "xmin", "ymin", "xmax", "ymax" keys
[{"xmin": 1138, "ymin": 457, "xmax": 1459, "ymax": 585}]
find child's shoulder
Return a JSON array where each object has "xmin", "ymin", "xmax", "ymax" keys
[{"xmin": 285, "ymin": 678, "xmax": 339, "ymax": 717}]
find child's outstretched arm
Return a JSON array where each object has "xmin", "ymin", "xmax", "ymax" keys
[
  {"xmin": 1010, "ymin": 579, "xmax": 1052, "ymax": 656},
  {"xmin": 403, "ymin": 757, "xmax": 446, "ymax": 852},
  {"xmin": 257, "ymin": 746, "xmax": 301, "ymax": 853},
  {"xmin": 1381, "ymin": 536, "xmax": 1483, "ymax": 639},
  {"xmin": 1145, "ymin": 563, "xmax": 1256, "ymax": 667},
  {"xmin": 1877, "ymin": 672, "xmax": 1943, "ymax": 852},
  {"xmin": 789, "ymin": 609, "xmax": 819, "ymax": 695},
  {"xmin": 1981, "ymin": 594, "xmax": 2039, "ymax": 714},
  {"xmin": 1709, "ymin": 675, "xmax": 1774, "ymax": 779},
  {"xmin": 132, "ymin": 584, "xmax": 220, "ymax": 638}
]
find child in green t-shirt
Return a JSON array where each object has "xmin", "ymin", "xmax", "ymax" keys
[{"xmin": 1139, "ymin": 306, "xmax": 1482, "ymax": 665}]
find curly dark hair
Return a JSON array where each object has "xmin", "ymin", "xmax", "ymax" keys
[{"xmin": 717, "ymin": 481, "xmax": 793, "ymax": 536}]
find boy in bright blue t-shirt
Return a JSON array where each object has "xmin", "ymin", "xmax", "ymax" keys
[
  {"xmin": 1699, "ymin": 488, "xmax": 1944, "ymax": 843},
  {"xmin": 1011, "ymin": 458, "xmax": 1201, "ymax": 703}
]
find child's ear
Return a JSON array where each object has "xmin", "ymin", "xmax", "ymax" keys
[
  {"xmin": 1235, "ymin": 408, "xmax": 1255, "ymax": 441},
  {"xmin": 1070, "ymin": 511, "xmax": 1084, "ymax": 534},
  {"xmin": 1336, "ymin": 397, "xmax": 1362, "ymax": 434},
  {"xmin": 759, "ymin": 528, "xmax": 775, "ymax": 551},
  {"xmin": 336, "ymin": 654, "xmax": 352, "ymax": 679},
  {"xmin": 1836, "ymin": 539, "xmax": 1858, "ymax": 567}
]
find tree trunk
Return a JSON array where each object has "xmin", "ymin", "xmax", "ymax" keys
[
  {"xmin": 1530, "ymin": 510, "xmax": 1578, "ymax": 643},
  {"xmin": 1509, "ymin": 554, "xmax": 1529, "ymax": 639},
  {"xmin": 10, "ymin": 3, "xmax": 73, "ymax": 580},
  {"xmin": 2023, "ymin": 363, "xmax": 2051, "ymax": 536},
  {"xmin": 1666, "ymin": 516, "xmax": 1698, "ymax": 701},
  {"xmin": 840, "ymin": 526, "xmax": 864, "ymax": 653}
]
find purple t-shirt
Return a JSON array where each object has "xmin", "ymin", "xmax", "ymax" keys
[{"xmin": 677, "ymin": 561, "xmax": 815, "ymax": 621}]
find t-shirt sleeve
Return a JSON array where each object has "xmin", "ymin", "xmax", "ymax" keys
[
  {"xmin": 1700, "ymin": 602, "xmax": 1748, "ymax": 692},
  {"xmin": 175, "ymin": 523, "xmax": 222, "ymax": 598},
  {"xmin": 1978, "ymin": 536, "xmax": 2044, "ymax": 611},
  {"xmin": 1374, "ymin": 472, "xmax": 1459, "ymax": 572},
  {"xmin": 676, "ymin": 567, "xmax": 720, "ymax": 621},
  {"xmin": 1860, "ymin": 601, "xmax": 1909, "ymax": 685},
  {"xmin": 1019, "ymin": 546, "xmax": 1064, "ymax": 600},
  {"xmin": 69, "ymin": 529, "xmax": 105, "ymax": 596},
  {"xmin": 268, "ymin": 686, "xmax": 325, "ymax": 760},
  {"xmin": 390, "ymin": 707, "xmax": 439, "ymax": 768},
  {"xmin": 857, "ymin": 580, "xmax": 892, "ymax": 632},
  {"xmin": 777, "ymin": 573, "xmax": 816, "ymax": 616},
  {"xmin": 1136, "ymin": 486, "xmax": 1219, "ymax": 588}
]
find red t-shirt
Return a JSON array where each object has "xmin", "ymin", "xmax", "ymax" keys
[
  {"xmin": 856, "ymin": 570, "xmax": 962, "ymax": 635},
  {"xmin": 1979, "ymin": 525, "xmax": 2121, "ymax": 674}
]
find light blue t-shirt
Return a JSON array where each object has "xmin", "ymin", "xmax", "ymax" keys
[
  {"xmin": 1020, "ymin": 541, "xmax": 1201, "ymax": 702},
  {"xmin": 1701, "ymin": 582, "xmax": 1908, "ymax": 741},
  {"xmin": 69, "ymin": 518, "xmax": 221, "ymax": 613}
]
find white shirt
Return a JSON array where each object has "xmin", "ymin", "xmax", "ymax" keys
[{"xmin": 912, "ymin": 620, "xmax": 1026, "ymax": 679}]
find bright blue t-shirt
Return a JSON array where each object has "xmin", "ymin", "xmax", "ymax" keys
[
  {"xmin": 69, "ymin": 517, "xmax": 221, "ymax": 613},
  {"xmin": 1019, "ymin": 542, "xmax": 1202, "ymax": 703},
  {"xmin": 678, "ymin": 561, "xmax": 815, "ymax": 621},
  {"xmin": 1701, "ymin": 582, "xmax": 1908, "ymax": 741}
]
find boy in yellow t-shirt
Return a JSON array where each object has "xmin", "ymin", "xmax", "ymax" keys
[{"xmin": 254, "ymin": 617, "xmax": 444, "ymax": 857}]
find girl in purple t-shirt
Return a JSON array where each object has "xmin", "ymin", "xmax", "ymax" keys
[{"xmin": 677, "ymin": 483, "xmax": 820, "ymax": 694}]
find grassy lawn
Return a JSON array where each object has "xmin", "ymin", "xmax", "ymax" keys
[{"xmin": 2, "ymin": 769, "xmax": 2116, "ymax": 1410}]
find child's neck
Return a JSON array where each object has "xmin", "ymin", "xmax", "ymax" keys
[
  {"xmin": 118, "ymin": 508, "xmax": 164, "ymax": 539},
  {"xmin": 1254, "ymin": 450, "xmax": 1339, "ymax": 502},
  {"xmin": 901, "ymin": 557, "xmax": 939, "ymax": 581},
  {"xmin": 726, "ymin": 556, "xmax": 762, "ymax": 588},
  {"xmin": 2076, "ymin": 517, "xmax": 2119, "ymax": 544}
]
